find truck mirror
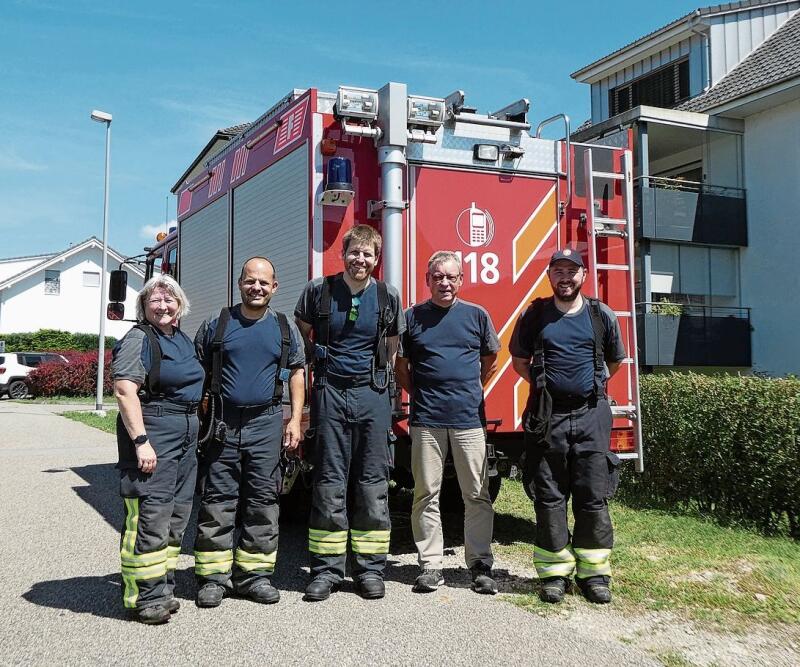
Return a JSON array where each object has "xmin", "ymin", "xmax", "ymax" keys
[
  {"xmin": 109, "ymin": 269, "xmax": 128, "ymax": 302},
  {"xmin": 107, "ymin": 302, "xmax": 125, "ymax": 320}
]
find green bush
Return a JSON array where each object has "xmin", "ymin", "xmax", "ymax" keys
[
  {"xmin": 620, "ymin": 372, "xmax": 800, "ymax": 538},
  {"xmin": 0, "ymin": 329, "xmax": 117, "ymax": 352}
]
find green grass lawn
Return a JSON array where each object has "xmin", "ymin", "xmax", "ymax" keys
[
  {"xmin": 63, "ymin": 409, "xmax": 117, "ymax": 433},
  {"xmin": 493, "ymin": 479, "xmax": 800, "ymax": 628},
  {"xmin": 14, "ymin": 395, "xmax": 115, "ymax": 404}
]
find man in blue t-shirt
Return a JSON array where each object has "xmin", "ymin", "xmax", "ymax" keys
[
  {"xmin": 396, "ymin": 250, "xmax": 500, "ymax": 595},
  {"xmin": 193, "ymin": 257, "xmax": 306, "ymax": 609},
  {"xmin": 295, "ymin": 225, "xmax": 404, "ymax": 602},
  {"xmin": 510, "ymin": 248, "xmax": 626, "ymax": 606}
]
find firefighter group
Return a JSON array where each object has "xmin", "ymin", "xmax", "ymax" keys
[{"xmin": 112, "ymin": 224, "xmax": 625, "ymax": 624}]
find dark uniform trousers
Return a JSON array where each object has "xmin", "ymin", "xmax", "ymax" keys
[
  {"xmin": 119, "ymin": 400, "xmax": 199, "ymax": 610},
  {"xmin": 524, "ymin": 397, "xmax": 620, "ymax": 585},
  {"xmin": 309, "ymin": 375, "xmax": 392, "ymax": 583},
  {"xmin": 194, "ymin": 404, "xmax": 283, "ymax": 593}
]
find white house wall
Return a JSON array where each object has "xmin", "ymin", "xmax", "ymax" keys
[
  {"xmin": 0, "ymin": 245, "xmax": 142, "ymax": 340},
  {"xmin": 707, "ymin": 3, "xmax": 800, "ymax": 86},
  {"xmin": 0, "ymin": 257, "xmax": 51, "ymax": 283},
  {"xmin": 741, "ymin": 96, "xmax": 800, "ymax": 376}
]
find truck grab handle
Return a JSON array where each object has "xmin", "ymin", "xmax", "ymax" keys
[{"xmin": 535, "ymin": 114, "xmax": 571, "ymax": 214}]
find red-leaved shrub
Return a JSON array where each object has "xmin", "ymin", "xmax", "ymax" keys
[{"xmin": 27, "ymin": 351, "xmax": 113, "ymax": 397}]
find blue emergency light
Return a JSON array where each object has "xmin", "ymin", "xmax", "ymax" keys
[{"xmin": 326, "ymin": 157, "xmax": 353, "ymax": 192}]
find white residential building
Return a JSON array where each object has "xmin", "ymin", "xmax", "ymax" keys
[
  {"xmin": 0, "ymin": 237, "xmax": 144, "ymax": 340},
  {"xmin": 571, "ymin": 0, "xmax": 800, "ymax": 376}
]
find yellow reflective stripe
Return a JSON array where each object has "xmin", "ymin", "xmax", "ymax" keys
[
  {"xmin": 350, "ymin": 529, "xmax": 390, "ymax": 554},
  {"xmin": 166, "ymin": 545, "xmax": 181, "ymax": 571},
  {"xmin": 574, "ymin": 548, "xmax": 612, "ymax": 578},
  {"xmin": 533, "ymin": 545, "xmax": 575, "ymax": 563},
  {"xmin": 234, "ymin": 548, "xmax": 277, "ymax": 573},
  {"xmin": 533, "ymin": 545, "xmax": 575, "ymax": 578},
  {"xmin": 573, "ymin": 548, "xmax": 611, "ymax": 564},
  {"xmin": 308, "ymin": 529, "xmax": 348, "ymax": 542},
  {"xmin": 120, "ymin": 498, "xmax": 139, "ymax": 564},
  {"xmin": 121, "ymin": 547, "xmax": 168, "ymax": 568},
  {"xmin": 121, "ymin": 562, "xmax": 168, "ymax": 579},
  {"xmin": 194, "ymin": 550, "xmax": 234, "ymax": 576},
  {"xmin": 535, "ymin": 562, "xmax": 576, "ymax": 578},
  {"xmin": 308, "ymin": 528, "xmax": 348, "ymax": 555},
  {"xmin": 122, "ymin": 574, "xmax": 139, "ymax": 609}
]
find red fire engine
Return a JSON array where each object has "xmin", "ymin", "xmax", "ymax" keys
[{"xmin": 134, "ymin": 82, "xmax": 643, "ymax": 499}]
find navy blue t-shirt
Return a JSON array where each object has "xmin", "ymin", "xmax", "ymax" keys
[
  {"xmin": 112, "ymin": 326, "xmax": 204, "ymax": 402},
  {"xmin": 295, "ymin": 275, "xmax": 404, "ymax": 377},
  {"xmin": 400, "ymin": 299, "xmax": 500, "ymax": 428},
  {"xmin": 195, "ymin": 305, "xmax": 305, "ymax": 407},
  {"xmin": 510, "ymin": 298, "xmax": 626, "ymax": 399}
]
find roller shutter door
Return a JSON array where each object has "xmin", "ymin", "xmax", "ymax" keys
[
  {"xmin": 231, "ymin": 145, "xmax": 309, "ymax": 315},
  {"xmin": 178, "ymin": 195, "xmax": 229, "ymax": 337}
]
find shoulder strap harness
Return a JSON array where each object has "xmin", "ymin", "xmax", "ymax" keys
[
  {"xmin": 273, "ymin": 311, "xmax": 292, "ymax": 404},
  {"xmin": 134, "ymin": 323, "xmax": 163, "ymax": 402},
  {"xmin": 313, "ymin": 274, "xmax": 393, "ymax": 388},
  {"xmin": 529, "ymin": 296, "xmax": 607, "ymax": 398}
]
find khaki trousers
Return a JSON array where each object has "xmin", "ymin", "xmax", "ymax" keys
[{"xmin": 410, "ymin": 426, "xmax": 494, "ymax": 570}]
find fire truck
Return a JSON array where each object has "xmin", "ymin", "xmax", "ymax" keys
[{"xmin": 133, "ymin": 81, "xmax": 643, "ymax": 499}]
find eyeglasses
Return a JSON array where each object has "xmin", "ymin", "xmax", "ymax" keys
[
  {"xmin": 348, "ymin": 295, "xmax": 361, "ymax": 322},
  {"xmin": 147, "ymin": 297, "xmax": 177, "ymax": 306},
  {"xmin": 430, "ymin": 273, "xmax": 462, "ymax": 284}
]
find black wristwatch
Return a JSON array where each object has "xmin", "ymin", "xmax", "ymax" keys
[{"xmin": 133, "ymin": 434, "xmax": 148, "ymax": 445}]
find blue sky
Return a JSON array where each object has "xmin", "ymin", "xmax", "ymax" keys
[{"xmin": 1, "ymin": 0, "xmax": 702, "ymax": 259}]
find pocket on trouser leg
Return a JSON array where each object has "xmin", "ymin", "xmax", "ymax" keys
[{"xmin": 606, "ymin": 451, "xmax": 621, "ymax": 499}]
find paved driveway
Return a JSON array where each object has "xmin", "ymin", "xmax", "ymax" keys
[{"xmin": 0, "ymin": 400, "xmax": 657, "ymax": 666}]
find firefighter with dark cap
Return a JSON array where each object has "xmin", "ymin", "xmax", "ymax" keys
[
  {"xmin": 510, "ymin": 247, "xmax": 625, "ymax": 604},
  {"xmin": 295, "ymin": 224, "xmax": 404, "ymax": 601},
  {"xmin": 193, "ymin": 257, "xmax": 306, "ymax": 608}
]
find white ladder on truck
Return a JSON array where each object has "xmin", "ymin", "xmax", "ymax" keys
[{"xmin": 584, "ymin": 148, "xmax": 644, "ymax": 472}]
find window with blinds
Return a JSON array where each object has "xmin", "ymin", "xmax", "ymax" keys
[{"xmin": 609, "ymin": 58, "xmax": 690, "ymax": 116}]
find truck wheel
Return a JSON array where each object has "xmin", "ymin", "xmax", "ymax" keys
[{"xmin": 8, "ymin": 380, "xmax": 28, "ymax": 399}]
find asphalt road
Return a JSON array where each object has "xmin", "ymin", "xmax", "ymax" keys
[{"xmin": 0, "ymin": 400, "xmax": 658, "ymax": 666}]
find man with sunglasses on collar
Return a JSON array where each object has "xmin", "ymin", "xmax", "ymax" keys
[{"xmin": 295, "ymin": 224, "xmax": 405, "ymax": 602}]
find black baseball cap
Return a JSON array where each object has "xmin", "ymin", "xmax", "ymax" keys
[{"xmin": 549, "ymin": 247, "xmax": 584, "ymax": 268}]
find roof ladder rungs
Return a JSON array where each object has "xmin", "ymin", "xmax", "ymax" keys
[
  {"xmin": 596, "ymin": 263, "xmax": 631, "ymax": 271},
  {"xmin": 594, "ymin": 217, "xmax": 627, "ymax": 226}
]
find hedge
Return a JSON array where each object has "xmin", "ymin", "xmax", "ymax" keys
[
  {"xmin": 26, "ymin": 351, "xmax": 113, "ymax": 396},
  {"xmin": 0, "ymin": 329, "xmax": 117, "ymax": 352},
  {"xmin": 620, "ymin": 372, "xmax": 800, "ymax": 538}
]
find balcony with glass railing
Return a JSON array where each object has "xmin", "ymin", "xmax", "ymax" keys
[
  {"xmin": 636, "ymin": 302, "xmax": 751, "ymax": 367},
  {"xmin": 636, "ymin": 176, "xmax": 748, "ymax": 246}
]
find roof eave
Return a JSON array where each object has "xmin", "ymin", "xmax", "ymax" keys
[{"xmin": 571, "ymin": 14, "xmax": 698, "ymax": 83}]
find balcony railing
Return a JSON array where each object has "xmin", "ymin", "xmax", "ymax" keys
[
  {"xmin": 636, "ymin": 176, "xmax": 748, "ymax": 246},
  {"xmin": 636, "ymin": 302, "xmax": 751, "ymax": 367}
]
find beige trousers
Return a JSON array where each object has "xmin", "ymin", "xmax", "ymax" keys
[{"xmin": 410, "ymin": 426, "xmax": 494, "ymax": 570}]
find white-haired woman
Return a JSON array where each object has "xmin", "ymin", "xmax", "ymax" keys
[{"xmin": 111, "ymin": 274, "xmax": 204, "ymax": 624}]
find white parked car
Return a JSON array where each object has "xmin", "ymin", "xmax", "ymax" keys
[{"xmin": 0, "ymin": 352, "xmax": 69, "ymax": 399}]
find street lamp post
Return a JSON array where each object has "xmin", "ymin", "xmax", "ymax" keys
[{"xmin": 91, "ymin": 109, "xmax": 112, "ymax": 413}]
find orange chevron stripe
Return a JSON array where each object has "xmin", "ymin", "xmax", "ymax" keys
[
  {"xmin": 513, "ymin": 187, "xmax": 557, "ymax": 282},
  {"xmin": 484, "ymin": 269, "xmax": 552, "ymax": 398}
]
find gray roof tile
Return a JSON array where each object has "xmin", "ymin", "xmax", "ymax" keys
[{"xmin": 678, "ymin": 9, "xmax": 800, "ymax": 111}]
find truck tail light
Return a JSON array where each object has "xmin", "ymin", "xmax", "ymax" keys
[
  {"xmin": 0, "ymin": 366, "xmax": 5, "ymax": 374},
  {"xmin": 610, "ymin": 428, "xmax": 635, "ymax": 453}
]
